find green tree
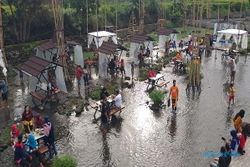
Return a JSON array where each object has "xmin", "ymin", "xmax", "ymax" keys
[{"xmin": 5, "ymin": 0, "xmax": 44, "ymax": 42}]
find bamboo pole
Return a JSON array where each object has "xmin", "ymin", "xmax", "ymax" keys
[{"xmin": 227, "ymin": 0, "xmax": 230, "ymax": 22}]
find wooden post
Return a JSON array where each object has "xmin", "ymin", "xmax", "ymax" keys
[
  {"xmin": 227, "ymin": 0, "xmax": 230, "ymax": 22},
  {"xmin": 0, "ymin": 0, "xmax": 7, "ymax": 67},
  {"xmin": 51, "ymin": 0, "xmax": 70, "ymax": 82},
  {"xmin": 86, "ymin": 0, "xmax": 88, "ymax": 35},
  {"xmin": 240, "ymin": 0, "xmax": 243, "ymax": 18}
]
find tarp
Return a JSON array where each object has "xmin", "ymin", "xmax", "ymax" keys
[
  {"xmin": 74, "ymin": 45, "xmax": 84, "ymax": 67},
  {"xmin": 55, "ymin": 66, "xmax": 67, "ymax": 93},
  {"xmin": 129, "ymin": 42, "xmax": 140, "ymax": 64},
  {"xmin": 0, "ymin": 49, "xmax": 7, "ymax": 76},
  {"xmin": 88, "ymin": 31, "xmax": 117, "ymax": 48},
  {"xmin": 216, "ymin": 29, "xmax": 248, "ymax": 49},
  {"xmin": 159, "ymin": 35, "xmax": 167, "ymax": 52},
  {"xmin": 98, "ymin": 52, "xmax": 109, "ymax": 78}
]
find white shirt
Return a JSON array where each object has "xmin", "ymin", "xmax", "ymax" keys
[{"xmin": 114, "ymin": 94, "xmax": 122, "ymax": 108}]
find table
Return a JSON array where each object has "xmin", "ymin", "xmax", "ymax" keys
[{"xmin": 147, "ymin": 74, "xmax": 165, "ymax": 90}]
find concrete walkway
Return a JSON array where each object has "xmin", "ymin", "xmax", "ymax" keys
[{"xmin": 230, "ymin": 140, "xmax": 250, "ymax": 166}]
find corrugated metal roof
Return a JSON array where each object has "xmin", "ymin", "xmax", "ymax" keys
[
  {"xmin": 130, "ymin": 34, "xmax": 148, "ymax": 43},
  {"xmin": 20, "ymin": 56, "xmax": 51, "ymax": 77},
  {"xmin": 157, "ymin": 28, "xmax": 172, "ymax": 35},
  {"xmin": 98, "ymin": 41, "xmax": 118, "ymax": 55}
]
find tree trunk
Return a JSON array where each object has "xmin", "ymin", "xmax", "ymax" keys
[{"xmin": 0, "ymin": 0, "xmax": 7, "ymax": 66}]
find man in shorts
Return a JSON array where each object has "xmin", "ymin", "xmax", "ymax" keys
[
  {"xmin": 228, "ymin": 83, "xmax": 235, "ymax": 108},
  {"xmin": 168, "ymin": 80, "xmax": 179, "ymax": 111}
]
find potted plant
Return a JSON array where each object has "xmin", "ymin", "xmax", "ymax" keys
[{"xmin": 149, "ymin": 90, "xmax": 165, "ymax": 111}]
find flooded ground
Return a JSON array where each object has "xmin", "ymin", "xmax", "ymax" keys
[
  {"xmin": 1, "ymin": 51, "xmax": 250, "ymax": 167},
  {"xmin": 56, "ymin": 52, "xmax": 250, "ymax": 167}
]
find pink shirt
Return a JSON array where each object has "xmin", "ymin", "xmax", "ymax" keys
[{"xmin": 43, "ymin": 123, "xmax": 51, "ymax": 136}]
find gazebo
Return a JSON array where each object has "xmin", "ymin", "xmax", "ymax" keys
[
  {"xmin": 130, "ymin": 34, "xmax": 153, "ymax": 63},
  {"xmin": 169, "ymin": 29, "xmax": 179, "ymax": 42},
  {"xmin": 98, "ymin": 41, "xmax": 127, "ymax": 78},
  {"xmin": 20, "ymin": 56, "xmax": 67, "ymax": 107},
  {"xmin": 157, "ymin": 28, "xmax": 172, "ymax": 52},
  {"xmin": 88, "ymin": 31, "xmax": 118, "ymax": 49},
  {"xmin": 36, "ymin": 40, "xmax": 84, "ymax": 67},
  {"xmin": 216, "ymin": 29, "xmax": 248, "ymax": 49}
]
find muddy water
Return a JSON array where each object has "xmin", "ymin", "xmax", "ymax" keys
[
  {"xmin": 53, "ymin": 52, "xmax": 250, "ymax": 167},
  {"xmin": 2, "ymin": 51, "xmax": 250, "ymax": 167}
]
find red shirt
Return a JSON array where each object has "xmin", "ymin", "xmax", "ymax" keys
[{"xmin": 75, "ymin": 67, "xmax": 83, "ymax": 80}]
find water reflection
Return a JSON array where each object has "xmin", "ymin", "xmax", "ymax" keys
[
  {"xmin": 168, "ymin": 112, "xmax": 177, "ymax": 142},
  {"xmin": 102, "ymin": 135, "xmax": 111, "ymax": 166}
]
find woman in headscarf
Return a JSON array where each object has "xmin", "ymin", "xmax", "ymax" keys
[
  {"xmin": 233, "ymin": 109, "xmax": 245, "ymax": 132},
  {"xmin": 22, "ymin": 105, "xmax": 34, "ymax": 133}
]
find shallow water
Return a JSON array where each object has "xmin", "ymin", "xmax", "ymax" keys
[
  {"xmin": 2, "ymin": 51, "xmax": 250, "ymax": 167},
  {"xmin": 54, "ymin": 52, "xmax": 250, "ymax": 167}
]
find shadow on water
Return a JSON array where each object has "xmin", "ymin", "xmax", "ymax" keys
[
  {"xmin": 102, "ymin": 134, "xmax": 111, "ymax": 167},
  {"xmin": 110, "ymin": 116, "xmax": 123, "ymax": 133},
  {"xmin": 168, "ymin": 112, "xmax": 177, "ymax": 142}
]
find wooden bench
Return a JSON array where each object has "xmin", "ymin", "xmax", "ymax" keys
[
  {"xmin": 156, "ymin": 81, "xmax": 168, "ymax": 88},
  {"xmin": 109, "ymin": 106, "xmax": 125, "ymax": 116},
  {"xmin": 30, "ymin": 91, "xmax": 45, "ymax": 102},
  {"xmin": 38, "ymin": 145, "xmax": 49, "ymax": 154}
]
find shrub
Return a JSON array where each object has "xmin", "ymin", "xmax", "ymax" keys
[
  {"xmin": 52, "ymin": 155, "xmax": 77, "ymax": 167},
  {"xmin": 149, "ymin": 90, "xmax": 165, "ymax": 106}
]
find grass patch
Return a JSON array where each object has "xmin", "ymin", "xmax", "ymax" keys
[
  {"xmin": 89, "ymin": 82, "xmax": 119, "ymax": 100},
  {"xmin": 52, "ymin": 155, "xmax": 77, "ymax": 167}
]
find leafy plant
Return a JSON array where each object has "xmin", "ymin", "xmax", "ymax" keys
[
  {"xmin": 52, "ymin": 155, "xmax": 77, "ymax": 167},
  {"xmin": 149, "ymin": 90, "xmax": 165, "ymax": 106}
]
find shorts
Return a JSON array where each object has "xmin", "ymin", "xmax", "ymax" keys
[
  {"xmin": 77, "ymin": 79, "xmax": 81, "ymax": 86},
  {"xmin": 2, "ymin": 92, "xmax": 8, "ymax": 101},
  {"xmin": 229, "ymin": 96, "xmax": 234, "ymax": 101},
  {"xmin": 172, "ymin": 99, "xmax": 176, "ymax": 106}
]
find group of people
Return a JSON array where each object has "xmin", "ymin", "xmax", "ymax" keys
[
  {"xmin": 75, "ymin": 65, "xmax": 90, "ymax": 95},
  {"xmin": 99, "ymin": 87, "xmax": 123, "ymax": 133},
  {"xmin": 11, "ymin": 105, "xmax": 57, "ymax": 167},
  {"xmin": 212, "ymin": 109, "xmax": 248, "ymax": 167},
  {"xmin": 108, "ymin": 56, "xmax": 126, "ymax": 79}
]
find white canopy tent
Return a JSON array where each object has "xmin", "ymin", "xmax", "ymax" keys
[
  {"xmin": 216, "ymin": 29, "xmax": 248, "ymax": 49},
  {"xmin": 88, "ymin": 31, "xmax": 118, "ymax": 48}
]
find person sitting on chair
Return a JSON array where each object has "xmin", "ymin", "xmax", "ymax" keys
[
  {"xmin": 22, "ymin": 105, "xmax": 34, "ymax": 133},
  {"xmin": 110, "ymin": 90, "xmax": 122, "ymax": 118},
  {"xmin": 100, "ymin": 86, "xmax": 109, "ymax": 100}
]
